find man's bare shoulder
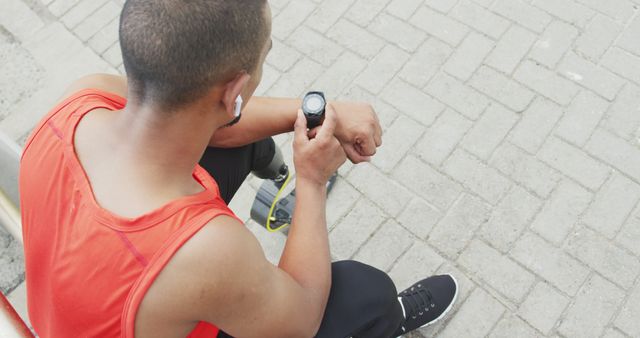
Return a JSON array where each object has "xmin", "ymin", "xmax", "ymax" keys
[
  {"xmin": 60, "ymin": 73, "xmax": 127, "ymax": 102},
  {"xmin": 135, "ymin": 215, "xmax": 268, "ymax": 334}
]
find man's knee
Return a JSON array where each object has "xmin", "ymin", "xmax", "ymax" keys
[{"xmin": 331, "ymin": 260, "xmax": 398, "ymax": 310}]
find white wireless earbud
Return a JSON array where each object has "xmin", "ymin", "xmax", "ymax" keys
[{"xmin": 234, "ymin": 95, "xmax": 243, "ymax": 117}]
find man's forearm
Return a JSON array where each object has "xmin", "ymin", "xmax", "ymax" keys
[
  {"xmin": 277, "ymin": 179, "xmax": 331, "ymax": 329},
  {"xmin": 209, "ymin": 96, "xmax": 302, "ymax": 148}
]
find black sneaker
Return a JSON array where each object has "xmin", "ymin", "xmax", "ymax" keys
[{"xmin": 393, "ymin": 274, "xmax": 458, "ymax": 337}]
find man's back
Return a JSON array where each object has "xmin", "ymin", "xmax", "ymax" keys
[{"xmin": 20, "ymin": 89, "xmax": 236, "ymax": 337}]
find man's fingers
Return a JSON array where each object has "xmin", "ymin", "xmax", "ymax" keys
[
  {"xmin": 344, "ymin": 143, "xmax": 370, "ymax": 163},
  {"xmin": 374, "ymin": 119, "xmax": 383, "ymax": 147},
  {"xmin": 316, "ymin": 104, "xmax": 338, "ymax": 141},
  {"xmin": 356, "ymin": 137, "xmax": 377, "ymax": 157},
  {"xmin": 293, "ymin": 109, "xmax": 309, "ymax": 145},
  {"xmin": 307, "ymin": 127, "xmax": 320, "ymax": 139}
]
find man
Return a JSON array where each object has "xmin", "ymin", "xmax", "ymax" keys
[{"xmin": 19, "ymin": 0, "xmax": 457, "ymax": 337}]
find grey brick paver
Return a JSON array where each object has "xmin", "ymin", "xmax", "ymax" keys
[
  {"xmin": 388, "ymin": 240, "xmax": 445, "ymax": 290},
  {"xmin": 586, "ymin": 129, "xmax": 640, "ymax": 182},
  {"xmin": 271, "ymin": 0, "xmax": 315, "ymax": 39},
  {"xmin": 490, "ymin": 143, "xmax": 561, "ymax": 198},
  {"xmin": 566, "ymin": 226, "xmax": 640, "ymax": 289},
  {"xmin": 492, "ymin": 0, "xmax": 552, "ymax": 33},
  {"xmin": 581, "ymin": 173, "xmax": 640, "ymax": 239},
  {"xmin": 459, "ymin": 239, "xmax": 536, "ymax": 303},
  {"xmin": 517, "ymin": 282, "xmax": 570, "ymax": 335},
  {"xmin": 304, "ymin": 0, "xmax": 354, "ymax": 34},
  {"xmin": 558, "ymin": 274, "xmax": 625, "ymax": 338},
  {"xmin": 266, "ymin": 39, "xmax": 301, "ymax": 72},
  {"xmin": 556, "ymin": 90, "xmax": 609, "ymax": 146},
  {"xmin": 602, "ymin": 83, "xmax": 640, "ymax": 140},
  {"xmin": 324, "ymin": 180, "xmax": 360, "ymax": 230},
  {"xmin": 414, "ymin": 109, "xmax": 473, "ymax": 166},
  {"xmin": 288, "ymin": 26, "xmax": 343, "ymax": 67},
  {"xmin": 531, "ymin": 179, "xmax": 592, "ymax": 244},
  {"xmin": 60, "ymin": 0, "xmax": 107, "ymax": 29},
  {"xmin": 355, "ymin": 44, "xmax": 409, "ymax": 95},
  {"xmin": 575, "ymin": 14, "xmax": 623, "ymax": 61},
  {"xmin": 602, "ymin": 328, "xmax": 629, "ymax": 338},
  {"xmin": 470, "ymin": 66, "xmax": 535, "ymax": 112},
  {"xmin": 511, "ymin": 232, "xmax": 590, "ymax": 295},
  {"xmin": 411, "ymin": 5, "xmax": 469, "ymax": 46},
  {"xmin": 461, "ymin": 103, "xmax": 518, "ymax": 160},
  {"xmin": 443, "ymin": 149, "xmax": 512, "ymax": 204},
  {"xmin": 437, "ymin": 288, "xmax": 505, "ymax": 338},
  {"xmin": 267, "ymin": 57, "xmax": 323, "ymax": 97},
  {"xmin": 538, "ymin": 136, "xmax": 610, "ymax": 190},
  {"xmin": 386, "ymin": 0, "xmax": 423, "ymax": 19},
  {"xmin": 393, "ymin": 155, "xmax": 463, "ymax": 211},
  {"xmin": 87, "ymin": 17, "xmax": 119, "ymax": 55},
  {"xmin": 443, "ymin": 32, "xmax": 494, "ymax": 82},
  {"xmin": 602, "ymin": 47, "xmax": 640, "ymax": 85},
  {"xmin": 616, "ymin": 206, "xmax": 640, "ymax": 257},
  {"xmin": 558, "ymin": 52, "xmax": 625, "ymax": 100},
  {"xmin": 508, "ymin": 97, "xmax": 563, "ymax": 154},
  {"xmin": 573, "ymin": 0, "xmax": 636, "ymax": 23},
  {"xmin": 428, "ymin": 194, "xmax": 491, "ymax": 258},
  {"xmin": 530, "ymin": 21, "xmax": 579, "ymax": 68},
  {"xmin": 368, "ymin": 13, "xmax": 426, "ymax": 53},
  {"xmin": 344, "ymin": 0, "xmax": 391, "ymax": 27},
  {"xmin": 381, "ymin": 78, "xmax": 444, "ymax": 126},
  {"xmin": 479, "ymin": 185, "xmax": 542, "ymax": 252},
  {"xmin": 311, "ymin": 51, "xmax": 366, "ymax": 98},
  {"xmin": 370, "ymin": 115, "xmax": 425, "ymax": 173},
  {"xmin": 426, "ymin": 73, "xmax": 490, "ymax": 120},
  {"xmin": 48, "ymin": 0, "xmax": 81, "ymax": 17},
  {"xmin": 532, "ymin": 0, "xmax": 595, "ymax": 28},
  {"xmin": 514, "ymin": 60, "xmax": 580, "ymax": 106},
  {"xmin": 329, "ymin": 198, "xmax": 387, "ymax": 260},
  {"xmin": 489, "ymin": 314, "xmax": 540, "ymax": 338},
  {"xmin": 399, "ymin": 38, "xmax": 452, "ymax": 88},
  {"xmin": 450, "ymin": 0, "xmax": 510, "ymax": 39},
  {"xmin": 347, "ymin": 163, "xmax": 413, "ymax": 217},
  {"xmin": 615, "ymin": 282, "xmax": 640, "ymax": 337},
  {"xmin": 396, "ymin": 198, "xmax": 442, "ymax": 239},
  {"xmin": 616, "ymin": 14, "xmax": 640, "ymax": 56},
  {"xmin": 5, "ymin": 0, "xmax": 640, "ymax": 336},
  {"xmin": 354, "ymin": 219, "xmax": 414, "ymax": 272},
  {"xmin": 73, "ymin": 1, "xmax": 120, "ymax": 41},
  {"xmin": 485, "ymin": 25, "xmax": 537, "ymax": 75}
]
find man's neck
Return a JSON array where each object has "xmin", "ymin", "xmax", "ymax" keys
[{"xmin": 109, "ymin": 100, "xmax": 226, "ymax": 194}]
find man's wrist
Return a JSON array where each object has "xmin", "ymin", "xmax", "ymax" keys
[{"xmin": 296, "ymin": 176, "xmax": 328, "ymax": 193}]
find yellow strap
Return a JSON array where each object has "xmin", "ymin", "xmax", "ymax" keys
[{"xmin": 265, "ymin": 173, "xmax": 292, "ymax": 232}]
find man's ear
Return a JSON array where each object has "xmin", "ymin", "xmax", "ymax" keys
[{"xmin": 222, "ymin": 73, "xmax": 251, "ymax": 117}]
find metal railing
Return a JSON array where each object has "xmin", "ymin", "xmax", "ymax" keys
[{"xmin": 0, "ymin": 130, "xmax": 33, "ymax": 337}]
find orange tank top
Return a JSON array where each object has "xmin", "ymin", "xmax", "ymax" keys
[{"xmin": 20, "ymin": 89, "xmax": 237, "ymax": 337}]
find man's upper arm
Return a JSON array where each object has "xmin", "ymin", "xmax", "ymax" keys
[
  {"xmin": 59, "ymin": 73, "xmax": 127, "ymax": 102},
  {"xmin": 156, "ymin": 215, "xmax": 324, "ymax": 338}
]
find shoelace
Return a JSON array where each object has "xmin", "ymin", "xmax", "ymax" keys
[{"xmin": 401, "ymin": 285, "xmax": 435, "ymax": 319}]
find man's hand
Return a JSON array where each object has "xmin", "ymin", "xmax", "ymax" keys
[
  {"xmin": 329, "ymin": 101, "xmax": 383, "ymax": 163},
  {"xmin": 294, "ymin": 104, "xmax": 347, "ymax": 186}
]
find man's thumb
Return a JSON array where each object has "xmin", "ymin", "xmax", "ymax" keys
[{"xmin": 293, "ymin": 109, "xmax": 308, "ymax": 144}]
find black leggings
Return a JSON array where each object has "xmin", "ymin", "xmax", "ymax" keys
[{"xmin": 199, "ymin": 139, "xmax": 404, "ymax": 338}]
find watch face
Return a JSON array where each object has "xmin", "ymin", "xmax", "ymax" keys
[{"xmin": 303, "ymin": 93, "xmax": 325, "ymax": 116}]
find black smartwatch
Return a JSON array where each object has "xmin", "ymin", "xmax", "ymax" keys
[{"xmin": 302, "ymin": 91, "xmax": 326, "ymax": 128}]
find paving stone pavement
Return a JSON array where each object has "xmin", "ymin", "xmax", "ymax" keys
[{"xmin": 1, "ymin": 0, "xmax": 640, "ymax": 337}]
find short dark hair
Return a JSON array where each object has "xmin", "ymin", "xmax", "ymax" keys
[{"xmin": 119, "ymin": 0, "xmax": 268, "ymax": 108}]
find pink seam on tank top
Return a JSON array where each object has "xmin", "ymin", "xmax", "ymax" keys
[
  {"xmin": 116, "ymin": 231, "xmax": 149, "ymax": 266},
  {"xmin": 47, "ymin": 120, "xmax": 64, "ymax": 140}
]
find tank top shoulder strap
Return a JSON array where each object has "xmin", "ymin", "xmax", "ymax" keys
[
  {"xmin": 121, "ymin": 207, "xmax": 239, "ymax": 338},
  {"xmin": 22, "ymin": 88, "xmax": 125, "ymax": 158}
]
